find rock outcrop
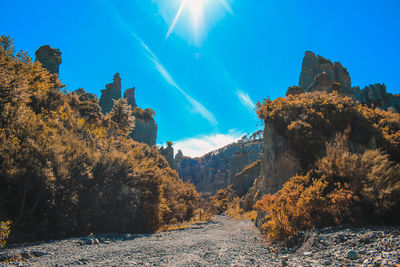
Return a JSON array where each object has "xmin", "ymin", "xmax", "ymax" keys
[
  {"xmin": 175, "ymin": 131, "xmax": 263, "ymax": 195},
  {"xmin": 354, "ymin": 83, "xmax": 400, "ymax": 111},
  {"xmin": 99, "ymin": 73, "xmax": 122, "ymax": 115},
  {"xmin": 232, "ymin": 160, "xmax": 261, "ymax": 197},
  {"xmin": 99, "ymin": 74, "xmax": 158, "ymax": 146},
  {"xmin": 299, "ymin": 51, "xmax": 351, "ymax": 92},
  {"xmin": 296, "ymin": 51, "xmax": 400, "ymax": 112},
  {"xmin": 160, "ymin": 142, "xmax": 175, "ymax": 168},
  {"xmin": 123, "ymin": 88, "xmax": 137, "ymax": 108},
  {"xmin": 35, "ymin": 45, "xmax": 62, "ymax": 74},
  {"xmin": 242, "ymin": 125, "xmax": 301, "ymax": 210},
  {"xmin": 130, "ymin": 109, "xmax": 157, "ymax": 147}
]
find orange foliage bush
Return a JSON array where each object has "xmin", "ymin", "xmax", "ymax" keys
[
  {"xmin": 0, "ymin": 36, "xmax": 200, "ymax": 242},
  {"xmin": 255, "ymin": 134, "xmax": 400, "ymax": 241}
]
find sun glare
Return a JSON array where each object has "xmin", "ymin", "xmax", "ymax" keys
[
  {"xmin": 165, "ymin": 0, "xmax": 232, "ymax": 41},
  {"xmin": 166, "ymin": 0, "xmax": 209, "ymax": 39}
]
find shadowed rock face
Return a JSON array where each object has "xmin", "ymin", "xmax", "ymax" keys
[
  {"xmin": 160, "ymin": 142, "xmax": 174, "ymax": 169},
  {"xmin": 232, "ymin": 160, "xmax": 261, "ymax": 197},
  {"xmin": 99, "ymin": 73, "xmax": 122, "ymax": 115},
  {"xmin": 299, "ymin": 51, "xmax": 351, "ymax": 92},
  {"xmin": 354, "ymin": 83, "xmax": 400, "ymax": 111},
  {"xmin": 35, "ymin": 45, "xmax": 62, "ymax": 74},
  {"xmin": 123, "ymin": 88, "xmax": 137, "ymax": 108},
  {"xmin": 130, "ymin": 116, "xmax": 157, "ymax": 147},
  {"xmin": 175, "ymin": 131, "xmax": 263, "ymax": 195}
]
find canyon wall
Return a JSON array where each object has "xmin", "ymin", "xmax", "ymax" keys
[{"xmin": 175, "ymin": 131, "xmax": 263, "ymax": 195}]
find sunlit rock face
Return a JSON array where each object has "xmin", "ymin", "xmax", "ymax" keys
[
  {"xmin": 99, "ymin": 73, "xmax": 122, "ymax": 115},
  {"xmin": 242, "ymin": 125, "xmax": 301, "ymax": 210},
  {"xmin": 297, "ymin": 51, "xmax": 400, "ymax": 112},
  {"xmin": 35, "ymin": 45, "xmax": 62, "ymax": 74},
  {"xmin": 175, "ymin": 131, "xmax": 263, "ymax": 195}
]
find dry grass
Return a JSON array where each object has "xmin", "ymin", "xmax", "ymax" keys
[{"xmin": 226, "ymin": 197, "xmax": 257, "ymax": 221}]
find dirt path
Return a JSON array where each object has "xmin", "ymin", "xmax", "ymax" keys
[
  {"xmin": 4, "ymin": 215, "xmax": 400, "ymax": 266},
  {"xmin": 4, "ymin": 215, "xmax": 273, "ymax": 266}
]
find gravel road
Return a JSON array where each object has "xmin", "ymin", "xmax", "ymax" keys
[
  {"xmin": 2, "ymin": 215, "xmax": 272, "ymax": 266},
  {"xmin": 2, "ymin": 215, "xmax": 400, "ymax": 266}
]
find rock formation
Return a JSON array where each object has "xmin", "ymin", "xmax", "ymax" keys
[
  {"xmin": 299, "ymin": 51, "xmax": 351, "ymax": 92},
  {"xmin": 99, "ymin": 73, "xmax": 122, "ymax": 115},
  {"xmin": 130, "ymin": 108, "xmax": 157, "ymax": 147},
  {"xmin": 232, "ymin": 160, "xmax": 261, "ymax": 197},
  {"xmin": 242, "ymin": 125, "xmax": 302, "ymax": 210},
  {"xmin": 35, "ymin": 45, "xmax": 62, "ymax": 74},
  {"xmin": 354, "ymin": 83, "xmax": 400, "ymax": 111},
  {"xmin": 99, "ymin": 74, "xmax": 158, "ymax": 146},
  {"xmin": 296, "ymin": 51, "xmax": 400, "ymax": 112},
  {"xmin": 160, "ymin": 142, "xmax": 175, "ymax": 169},
  {"xmin": 175, "ymin": 131, "xmax": 263, "ymax": 195},
  {"xmin": 123, "ymin": 88, "xmax": 137, "ymax": 108}
]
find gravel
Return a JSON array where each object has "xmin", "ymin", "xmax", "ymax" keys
[{"xmin": 1, "ymin": 215, "xmax": 399, "ymax": 266}]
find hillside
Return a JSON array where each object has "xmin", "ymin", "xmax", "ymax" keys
[{"xmin": 0, "ymin": 36, "xmax": 200, "ymax": 243}]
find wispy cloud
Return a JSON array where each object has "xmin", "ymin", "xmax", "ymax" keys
[
  {"xmin": 112, "ymin": 12, "xmax": 217, "ymax": 125},
  {"xmin": 218, "ymin": 0, "xmax": 234, "ymax": 15},
  {"xmin": 166, "ymin": 0, "xmax": 185, "ymax": 39},
  {"xmin": 236, "ymin": 90, "xmax": 256, "ymax": 112},
  {"xmin": 173, "ymin": 129, "xmax": 243, "ymax": 157}
]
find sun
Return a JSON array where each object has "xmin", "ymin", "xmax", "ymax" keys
[
  {"xmin": 166, "ymin": 0, "xmax": 209, "ymax": 39},
  {"xmin": 165, "ymin": 0, "xmax": 233, "ymax": 41}
]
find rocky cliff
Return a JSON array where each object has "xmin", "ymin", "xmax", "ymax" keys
[
  {"xmin": 299, "ymin": 51, "xmax": 351, "ymax": 92},
  {"xmin": 175, "ymin": 131, "xmax": 263, "ymax": 195},
  {"xmin": 232, "ymin": 160, "xmax": 261, "ymax": 197},
  {"xmin": 296, "ymin": 51, "xmax": 400, "ymax": 111},
  {"xmin": 35, "ymin": 45, "xmax": 62, "ymax": 74},
  {"xmin": 99, "ymin": 74, "xmax": 157, "ymax": 146},
  {"xmin": 242, "ymin": 125, "xmax": 301, "ymax": 210},
  {"xmin": 244, "ymin": 51, "xmax": 400, "ymax": 211},
  {"xmin": 99, "ymin": 73, "xmax": 122, "ymax": 115},
  {"xmin": 160, "ymin": 142, "xmax": 175, "ymax": 169},
  {"xmin": 123, "ymin": 88, "xmax": 137, "ymax": 108}
]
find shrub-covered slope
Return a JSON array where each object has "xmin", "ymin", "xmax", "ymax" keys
[
  {"xmin": 0, "ymin": 36, "xmax": 199, "ymax": 243},
  {"xmin": 254, "ymin": 91, "xmax": 400, "ymax": 241}
]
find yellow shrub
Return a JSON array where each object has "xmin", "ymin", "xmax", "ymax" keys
[{"xmin": 0, "ymin": 221, "xmax": 12, "ymax": 248}]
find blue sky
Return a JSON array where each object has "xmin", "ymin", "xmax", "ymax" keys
[{"xmin": 2, "ymin": 0, "xmax": 400, "ymax": 157}]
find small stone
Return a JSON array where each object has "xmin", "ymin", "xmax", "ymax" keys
[
  {"xmin": 322, "ymin": 259, "xmax": 332, "ymax": 265},
  {"xmin": 381, "ymin": 259, "xmax": 390, "ymax": 265},
  {"xmin": 303, "ymin": 251, "xmax": 312, "ymax": 256},
  {"xmin": 32, "ymin": 250, "xmax": 50, "ymax": 257},
  {"xmin": 346, "ymin": 250, "xmax": 358, "ymax": 260},
  {"xmin": 103, "ymin": 240, "xmax": 111, "ymax": 244},
  {"xmin": 359, "ymin": 249, "xmax": 367, "ymax": 255},
  {"xmin": 20, "ymin": 250, "xmax": 31, "ymax": 259},
  {"xmin": 363, "ymin": 258, "xmax": 372, "ymax": 264}
]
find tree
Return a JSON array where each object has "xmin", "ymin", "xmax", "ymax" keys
[{"xmin": 109, "ymin": 98, "xmax": 135, "ymax": 136}]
